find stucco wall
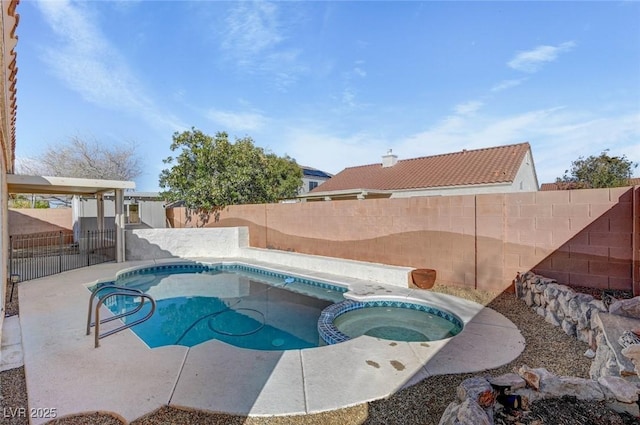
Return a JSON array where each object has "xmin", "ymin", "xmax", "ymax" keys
[
  {"xmin": 168, "ymin": 186, "xmax": 637, "ymax": 293},
  {"xmin": 125, "ymin": 227, "xmax": 249, "ymax": 260}
]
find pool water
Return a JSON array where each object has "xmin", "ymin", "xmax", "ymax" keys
[
  {"xmin": 96, "ymin": 264, "xmax": 346, "ymax": 350},
  {"xmin": 334, "ymin": 306, "xmax": 461, "ymax": 342}
]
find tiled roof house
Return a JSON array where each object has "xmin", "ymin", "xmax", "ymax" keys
[{"xmin": 298, "ymin": 142, "xmax": 538, "ymax": 201}]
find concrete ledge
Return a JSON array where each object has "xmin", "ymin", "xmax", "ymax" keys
[{"xmin": 240, "ymin": 247, "xmax": 412, "ymax": 288}]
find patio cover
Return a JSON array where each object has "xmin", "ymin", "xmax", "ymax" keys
[{"xmin": 6, "ymin": 174, "xmax": 136, "ymax": 262}]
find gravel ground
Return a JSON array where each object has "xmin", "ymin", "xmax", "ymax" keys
[{"xmin": 0, "ymin": 282, "xmax": 606, "ymax": 425}]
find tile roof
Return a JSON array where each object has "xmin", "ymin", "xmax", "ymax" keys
[
  {"xmin": 1, "ymin": 0, "xmax": 19, "ymax": 173},
  {"xmin": 311, "ymin": 142, "xmax": 532, "ymax": 193}
]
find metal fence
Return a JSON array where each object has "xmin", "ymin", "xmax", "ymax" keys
[{"xmin": 9, "ymin": 229, "xmax": 116, "ymax": 282}]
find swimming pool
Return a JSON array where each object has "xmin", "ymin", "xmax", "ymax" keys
[{"xmin": 92, "ymin": 262, "xmax": 347, "ymax": 350}]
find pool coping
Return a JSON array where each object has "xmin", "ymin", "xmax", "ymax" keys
[{"xmin": 17, "ymin": 258, "xmax": 525, "ymax": 424}]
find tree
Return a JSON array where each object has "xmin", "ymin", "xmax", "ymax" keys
[
  {"xmin": 556, "ymin": 150, "xmax": 637, "ymax": 189},
  {"xmin": 17, "ymin": 136, "xmax": 142, "ymax": 181},
  {"xmin": 159, "ymin": 128, "xmax": 302, "ymax": 211},
  {"xmin": 9, "ymin": 194, "xmax": 49, "ymax": 208}
]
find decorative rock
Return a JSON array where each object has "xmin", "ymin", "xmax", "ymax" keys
[
  {"xmin": 590, "ymin": 335, "xmax": 620, "ymax": 379},
  {"xmin": 437, "ymin": 399, "xmax": 491, "ymax": 425},
  {"xmin": 543, "ymin": 285, "xmax": 558, "ymax": 300},
  {"xmin": 523, "ymin": 290, "xmax": 534, "ymax": 307},
  {"xmin": 590, "ymin": 299, "xmax": 608, "ymax": 313},
  {"xmin": 518, "ymin": 365, "xmax": 554, "ymax": 391},
  {"xmin": 584, "ymin": 348, "xmax": 596, "ymax": 359},
  {"xmin": 541, "ymin": 375, "xmax": 606, "ymax": 401},
  {"xmin": 621, "ymin": 344, "xmax": 640, "ymax": 377},
  {"xmin": 535, "ymin": 306, "xmax": 545, "ymax": 318},
  {"xmin": 562, "ymin": 319, "xmax": 576, "ymax": 337},
  {"xmin": 437, "ymin": 402, "xmax": 460, "ymax": 425},
  {"xmin": 609, "ymin": 297, "xmax": 640, "ymax": 319},
  {"xmin": 456, "ymin": 377, "xmax": 495, "ymax": 408},
  {"xmin": 545, "ymin": 310, "xmax": 561, "ymax": 327},
  {"xmin": 547, "ymin": 298, "xmax": 559, "ymax": 313},
  {"xmin": 577, "ymin": 328, "xmax": 593, "ymax": 347},
  {"xmin": 488, "ymin": 373, "xmax": 526, "ymax": 391},
  {"xmin": 533, "ymin": 281, "xmax": 546, "ymax": 294},
  {"xmin": 456, "ymin": 399, "xmax": 492, "ymax": 425},
  {"xmin": 597, "ymin": 376, "xmax": 640, "ymax": 403},
  {"xmin": 607, "ymin": 400, "xmax": 640, "ymax": 418}
]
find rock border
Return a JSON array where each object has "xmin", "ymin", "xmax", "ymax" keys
[
  {"xmin": 438, "ymin": 366, "xmax": 640, "ymax": 424},
  {"xmin": 514, "ymin": 271, "xmax": 640, "ymax": 381}
]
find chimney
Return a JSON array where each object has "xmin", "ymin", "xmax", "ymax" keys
[{"xmin": 382, "ymin": 149, "xmax": 398, "ymax": 168}]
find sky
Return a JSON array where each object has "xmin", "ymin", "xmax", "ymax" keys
[{"xmin": 14, "ymin": 0, "xmax": 640, "ymax": 192}]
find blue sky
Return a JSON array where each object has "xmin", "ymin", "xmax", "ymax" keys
[{"xmin": 15, "ymin": 0, "xmax": 640, "ymax": 192}]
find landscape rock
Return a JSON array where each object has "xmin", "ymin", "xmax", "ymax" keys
[
  {"xmin": 609, "ymin": 297, "xmax": 640, "ymax": 319},
  {"xmin": 488, "ymin": 373, "xmax": 526, "ymax": 391},
  {"xmin": 518, "ymin": 365, "xmax": 554, "ymax": 391},
  {"xmin": 456, "ymin": 377, "xmax": 495, "ymax": 407},
  {"xmin": 597, "ymin": 376, "xmax": 640, "ymax": 403},
  {"xmin": 437, "ymin": 399, "xmax": 491, "ymax": 425}
]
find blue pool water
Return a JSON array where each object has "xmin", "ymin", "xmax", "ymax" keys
[{"xmin": 93, "ymin": 263, "xmax": 347, "ymax": 350}]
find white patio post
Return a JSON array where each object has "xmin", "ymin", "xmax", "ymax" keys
[
  {"xmin": 96, "ymin": 193, "xmax": 104, "ymax": 232},
  {"xmin": 114, "ymin": 189, "xmax": 125, "ymax": 262}
]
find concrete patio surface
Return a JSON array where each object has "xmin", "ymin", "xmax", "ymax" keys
[{"xmin": 16, "ymin": 259, "xmax": 525, "ymax": 424}]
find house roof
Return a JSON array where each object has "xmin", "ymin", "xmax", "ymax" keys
[
  {"xmin": 540, "ymin": 177, "xmax": 640, "ymax": 191},
  {"xmin": 300, "ymin": 165, "xmax": 333, "ymax": 179},
  {"xmin": 2, "ymin": 0, "xmax": 19, "ymax": 173},
  {"xmin": 310, "ymin": 142, "xmax": 532, "ymax": 193}
]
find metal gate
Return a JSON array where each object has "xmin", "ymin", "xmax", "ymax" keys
[{"xmin": 9, "ymin": 229, "xmax": 116, "ymax": 282}]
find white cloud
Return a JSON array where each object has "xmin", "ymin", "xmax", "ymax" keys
[
  {"xmin": 508, "ymin": 41, "xmax": 576, "ymax": 73},
  {"xmin": 491, "ymin": 78, "xmax": 526, "ymax": 92},
  {"xmin": 36, "ymin": 0, "xmax": 186, "ymax": 132},
  {"xmin": 221, "ymin": 1, "xmax": 305, "ymax": 89},
  {"xmin": 454, "ymin": 101, "xmax": 483, "ymax": 115},
  {"xmin": 206, "ymin": 109, "xmax": 267, "ymax": 132},
  {"xmin": 223, "ymin": 1, "xmax": 283, "ymax": 59},
  {"xmin": 353, "ymin": 67, "xmax": 367, "ymax": 78}
]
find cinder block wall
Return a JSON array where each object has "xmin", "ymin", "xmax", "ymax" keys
[
  {"xmin": 8, "ymin": 208, "xmax": 73, "ymax": 235},
  {"xmin": 168, "ymin": 186, "xmax": 637, "ymax": 293}
]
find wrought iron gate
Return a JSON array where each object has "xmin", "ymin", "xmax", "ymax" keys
[{"xmin": 9, "ymin": 229, "xmax": 116, "ymax": 282}]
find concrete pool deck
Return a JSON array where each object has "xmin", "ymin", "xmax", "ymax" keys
[{"xmin": 16, "ymin": 258, "xmax": 525, "ymax": 424}]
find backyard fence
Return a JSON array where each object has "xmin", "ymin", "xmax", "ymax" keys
[{"xmin": 9, "ymin": 229, "xmax": 116, "ymax": 282}]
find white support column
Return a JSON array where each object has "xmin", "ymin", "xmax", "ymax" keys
[
  {"xmin": 114, "ymin": 189, "xmax": 125, "ymax": 262},
  {"xmin": 96, "ymin": 193, "xmax": 104, "ymax": 232}
]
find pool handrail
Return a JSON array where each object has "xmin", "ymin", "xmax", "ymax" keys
[
  {"xmin": 86, "ymin": 284, "xmax": 156, "ymax": 348},
  {"xmin": 86, "ymin": 284, "xmax": 144, "ymax": 335}
]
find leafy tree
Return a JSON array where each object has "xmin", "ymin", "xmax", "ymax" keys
[
  {"xmin": 159, "ymin": 129, "xmax": 302, "ymax": 211},
  {"xmin": 17, "ymin": 136, "xmax": 142, "ymax": 181},
  {"xmin": 9, "ymin": 194, "xmax": 49, "ymax": 208},
  {"xmin": 556, "ymin": 150, "xmax": 637, "ymax": 189}
]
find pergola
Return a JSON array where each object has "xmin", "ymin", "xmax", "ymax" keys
[{"xmin": 6, "ymin": 174, "xmax": 135, "ymax": 262}]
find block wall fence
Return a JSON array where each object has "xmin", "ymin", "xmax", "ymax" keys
[
  {"xmin": 168, "ymin": 186, "xmax": 640, "ymax": 294},
  {"xmin": 7, "ymin": 208, "xmax": 72, "ymax": 236}
]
